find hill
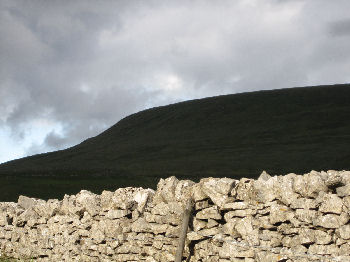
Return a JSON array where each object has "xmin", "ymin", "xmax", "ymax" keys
[{"xmin": 1, "ymin": 84, "xmax": 350, "ymax": 201}]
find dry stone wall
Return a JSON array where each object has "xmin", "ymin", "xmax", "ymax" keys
[{"xmin": 1, "ymin": 170, "xmax": 350, "ymax": 261}]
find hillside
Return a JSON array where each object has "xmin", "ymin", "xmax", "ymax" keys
[{"xmin": 1, "ymin": 84, "xmax": 350, "ymax": 201}]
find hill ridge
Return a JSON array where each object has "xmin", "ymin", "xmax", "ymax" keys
[{"xmin": 1, "ymin": 83, "xmax": 350, "ymax": 201}]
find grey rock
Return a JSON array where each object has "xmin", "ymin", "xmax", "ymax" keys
[
  {"xmin": 337, "ymin": 184, "xmax": 350, "ymax": 197},
  {"xmin": 153, "ymin": 176, "xmax": 178, "ymax": 204},
  {"xmin": 318, "ymin": 193, "xmax": 343, "ymax": 214},
  {"xmin": 293, "ymin": 171, "xmax": 327, "ymax": 198},
  {"xmin": 192, "ymin": 183, "xmax": 208, "ymax": 202},
  {"xmin": 313, "ymin": 213, "xmax": 349, "ymax": 228},
  {"xmin": 196, "ymin": 206, "xmax": 222, "ymax": 220},
  {"xmin": 174, "ymin": 179, "xmax": 195, "ymax": 202},
  {"xmin": 76, "ymin": 190, "xmax": 100, "ymax": 216},
  {"xmin": 258, "ymin": 171, "xmax": 271, "ymax": 181},
  {"xmin": 2, "ymin": 172, "xmax": 350, "ymax": 261},
  {"xmin": 308, "ymin": 244, "xmax": 339, "ymax": 255},
  {"xmin": 201, "ymin": 177, "xmax": 235, "ymax": 206},
  {"xmin": 18, "ymin": 195, "xmax": 37, "ymax": 210},
  {"xmin": 232, "ymin": 178, "xmax": 256, "ymax": 202},
  {"xmin": 339, "ymin": 225, "xmax": 350, "ymax": 240},
  {"xmin": 269, "ymin": 202, "xmax": 294, "ymax": 225}
]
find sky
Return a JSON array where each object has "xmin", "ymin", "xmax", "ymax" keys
[{"xmin": 1, "ymin": 0, "xmax": 350, "ymax": 164}]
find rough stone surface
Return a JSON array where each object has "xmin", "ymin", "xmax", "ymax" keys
[{"xmin": 1, "ymin": 170, "xmax": 350, "ymax": 261}]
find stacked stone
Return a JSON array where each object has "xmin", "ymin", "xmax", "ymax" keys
[
  {"xmin": 1, "ymin": 170, "xmax": 350, "ymax": 261},
  {"xmin": 0, "ymin": 187, "xmax": 158, "ymax": 261},
  {"xmin": 186, "ymin": 170, "xmax": 350, "ymax": 261}
]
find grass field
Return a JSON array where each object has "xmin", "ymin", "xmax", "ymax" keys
[{"xmin": 1, "ymin": 84, "xmax": 350, "ymax": 201}]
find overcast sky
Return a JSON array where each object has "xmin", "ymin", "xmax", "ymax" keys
[{"xmin": 1, "ymin": 0, "xmax": 350, "ymax": 164}]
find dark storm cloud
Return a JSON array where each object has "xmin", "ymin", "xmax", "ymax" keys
[
  {"xmin": 328, "ymin": 19, "xmax": 350, "ymax": 37},
  {"xmin": 1, "ymin": 0, "xmax": 350, "ymax": 160},
  {"xmin": 1, "ymin": 0, "xmax": 150, "ymax": 151}
]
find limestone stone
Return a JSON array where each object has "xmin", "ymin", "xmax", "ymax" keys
[
  {"xmin": 207, "ymin": 218, "xmax": 219, "ymax": 228},
  {"xmin": 276, "ymin": 173, "xmax": 300, "ymax": 206},
  {"xmin": 235, "ymin": 216, "xmax": 259, "ymax": 245},
  {"xmin": 90, "ymin": 228, "xmax": 105, "ymax": 244},
  {"xmin": 325, "ymin": 170, "xmax": 344, "ymax": 188},
  {"xmin": 187, "ymin": 231, "xmax": 205, "ymax": 241},
  {"xmin": 269, "ymin": 202, "xmax": 294, "ymax": 224},
  {"xmin": 131, "ymin": 218, "xmax": 168, "ymax": 234},
  {"xmin": 196, "ymin": 206, "xmax": 222, "ymax": 220},
  {"xmin": 35, "ymin": 199, "xmax": 60, "ymax": 218},
  {"xmin": 219, "ymin": 242, "xmax": 254, "ymax": 258},
  {"xmin": 195, "ymin": 200, "xmax": 209, "ymax": 210},
  {"xmin": 232, "ymin": 178, "xmax": 256, "ymax": 202},
  {"xmin": 314, "ymin": 230, "xmax": 332, "ymax": 244},
  {"xmin": 222, "ymin": 218, "xmax": 240, "ymax": 237},
  {"xmin": 134, "ymin": 188, "xmax": 154, "ymax": 213},
  {"xmin": 254, "ymin": 173, "xmax": 299, "ymax": 206},
  {"xmin": 144, "ymin": 212, "xmax": 180, "ymax": 225},
  {"xmin": 258, "ymin": 170, "xmax": 271, "ymax": 181},
  {"xmin": 106, "ymin": 209, "xmax": 130, "ymax": 219},
  {"xmin": 277, "ymin": 223, "xmax": 299, "ymax": 235},
  {"xmin": 201, "ymin": 177, "xmax": 235, "ymax": 206},
  {"xmin": 290, "ymin": 198, "xmax": 317, "ymax": 209},
  {"xmin": 344, "ymin": 196, "xmax": 350, "ymax": 209},
  {"xmin": 75, "ymin": 190, "xmax": 101, "ymax": 216},
  {"xmin": 254, "ymin": 215, "xmax": 275, "ymax": 230},
  {"xmin": 253, "ymin": 175, "xmax": 277, "ymax": 202},
  {"xmin": 224, "ymin": 209, "xmax": 256, "ymax": 218},
  {"xmin": 255, "ymin": 252, "xmax": 283, "ymax": 262},
  {"xmin": 221, "ymin": 201, "xmax": 249, "ymax": 210},
  {"xmin": 204, "ymin": 177, "xmax": 236, "ymax": 195},
  {"xmin": 308, "ymin": 244, "xmax": 339, "ymax": 255},
  {"xmin": 152, "ymin": 201, "xmax": 183, "ymax": 216},
  {"xmin": 282, "ymin": 235, "xmax": 301, "ymax": 247},
  {"xmin": 193, "ymin": 218, "xmax": 207, "ymax": 231},
  {"xmin": 153, "ymin": 176, "xmax": 178, "ymax": 204},
  {"xmin": 313, "ymin": 213, "xmax": 349, "ymax": 228},
  {"xmin": 340, "ymin": 170, "xmax": 350, "ymax": 184},
  {"xmin": 2, "ymin": 172, "xmax": 350, "ymax": 261},
  {"xmin": 340, "ymin": 243, "xmax": 350, "ymax": 256},
  {"xmin": 14, "ymin": 208, "xmax": 38, "ymax": 227},
  {"xmin": 258, "ymin": 230, "xmax": 282, "ymax": 247},
  {"xmin": 298, "ymin": 228, "xmax": 316, "ymax": 244},
  {"xmin": 192, "ymin": 183, "xmax": 208, "ymax": 202},
  {"xmin": 60, "ymin": 194, "xmax": 83, "ymax": 215},
  {"xmin": 339, "ymin": 225, "xmax": 350, "ymax": 240},
  {"xmin": 0, "ymin": 214, "xmax": 7, "ymax": 226},
  {"xmin": 197, "ymin": 227, "xmax": 221, "ymax": 237},
  {"xmin": 100, "ymin": 190, "xmax": 114, "ymax": 211},
  {"xmin": 174, "ymin": 179, "xmax": 195, "ymax": 202},
  {"xmin": 291, "ymin": 244, "xmax": 308, "ymax": 255},
  {"xmin": 17, "ymin": 195, "xmax": 38, "ymax": 210},
  {"xmin": 293, "ymin": 171, "xmax": 327, "ymax": 198},
  {"xmin": 318, "ymin": 193, "xmax": 343, "ymax": 214},
  {"xmin": 337, "ymin": 184, "xmax": 350, "ymax": 197},
  {"xmin": 112, "ymin": 188, "xmax": 137, "ymax": 210},
  {"xmin": 295, "ymin": 209, "xmax": 317, "ymax": 223}
]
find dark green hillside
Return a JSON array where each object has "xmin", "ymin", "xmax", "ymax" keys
[{"xmin": 1, "ymin": 84, "xmax": 350, "ymax": 201}]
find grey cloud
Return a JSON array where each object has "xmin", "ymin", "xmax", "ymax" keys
[
  {"xmin": 43, "ymin": 131, "xmax": 66, "ymax": 149},
  {"xmin": 1, "ymin": 0, "xmax": 350, "ymax": 161},
  {"xmin": 328, "ymin": 19, "xmax": 350, "ymax": 37}
]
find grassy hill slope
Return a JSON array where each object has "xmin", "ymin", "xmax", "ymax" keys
[{"xmin": 1, "ymin": 84, "xmax": 350, "ymax": 201}]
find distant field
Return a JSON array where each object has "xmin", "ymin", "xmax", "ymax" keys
[
  {"xmin": 1, "ymin": 84, "xmax": 350, "ymax": 201},
  {"xmin": 0, "ymin": 174, "xmax": 161, "ymax": 201}
]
